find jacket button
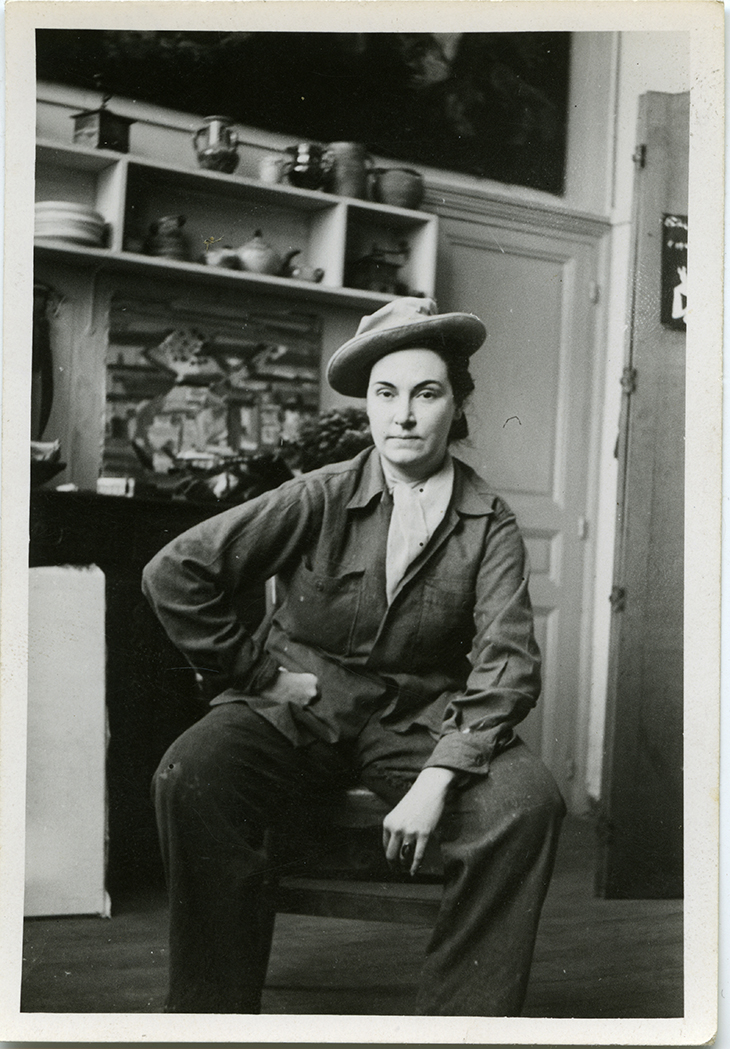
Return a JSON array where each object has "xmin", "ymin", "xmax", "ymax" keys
[{"xmin": 315, "ymin": 581, "xmax": 324, "ymax": 592}]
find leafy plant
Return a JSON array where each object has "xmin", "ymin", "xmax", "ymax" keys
[{"xmin": 284, "ymin": 407, "xmax": 372, "ymax": 473}]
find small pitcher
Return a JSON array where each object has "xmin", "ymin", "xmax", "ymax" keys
[
  {"xmin": 258, "ymin": 153, "xmax": 289, "ymax": 185},
  {"xmin": 193, "ymin": 115, "xmax": 240, "ymax": 174}
]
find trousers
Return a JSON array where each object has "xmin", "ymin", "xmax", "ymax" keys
[{"xmin": 152, "ymin": 702, "xmax": 565, "ymax": 1015}]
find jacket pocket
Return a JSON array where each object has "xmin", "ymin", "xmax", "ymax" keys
[
  {"xmin": 417, "ymin": 579, "xmax": 476, "ymax": 667},
  {"xmin": 278, "ymin": 562, "xmax": 365, "ymax": 657}
]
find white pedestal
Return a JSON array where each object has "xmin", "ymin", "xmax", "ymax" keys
[{"xmin": 25, "ymin": 565, "xmax": 110, "ymax": 917}]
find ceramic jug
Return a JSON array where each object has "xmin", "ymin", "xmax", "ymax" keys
[
  {"xmin": 324, "ymin": 142, "xmax": 372, "ymax": 199},
  {"xmin": 193, "ymin": 115, "xmax": 240, "ymax": 174}
]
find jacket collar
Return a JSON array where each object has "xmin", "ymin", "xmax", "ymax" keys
[
  {"xmin": 450, "ymin": 457, "xmax": 497, "ymax": 517},
  {"xmin": 346, "ymin": 448, "xmax": 388, "ymax": 510},
  {"xmin": 346, "ymin": 447, "xmax": 495, "ymax": 518}
]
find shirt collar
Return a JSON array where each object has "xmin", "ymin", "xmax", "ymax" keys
[
  {"xmin": 346, "ymin": 446, "xmax": 496, "ymax": 517},
  {"xmin": 380, "ymin": 451, "xmax": 454, "ymax": 496}
]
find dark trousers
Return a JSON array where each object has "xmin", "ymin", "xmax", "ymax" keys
[{"xmin": 152, "ymin": 702, "xmax": 565, "ymax": 1015}]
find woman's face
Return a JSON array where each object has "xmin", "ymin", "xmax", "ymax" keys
[{"xmin": 366, "ymin": 348, "xmax": 457, "ymax": 482}]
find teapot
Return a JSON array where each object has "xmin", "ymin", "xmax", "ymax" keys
[{"xmin": 237, "ymin": 230, "xmax": 301, "ymax": 276}]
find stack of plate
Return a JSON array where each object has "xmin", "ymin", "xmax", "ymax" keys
[{"xmin": 34, "ymin": 201, "xmax": 107, "ymax": 247}]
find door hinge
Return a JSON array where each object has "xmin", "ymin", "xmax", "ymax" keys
[
  {"xmin": 632, "ymin": 144, "xmax": 647, "ymax": 169},
  {"xmin": 578, "ymin": 516, "xmax": 589, "ymax": 540},
  {"xmin": 589, "ymin": 280, "xmax": 600, "ymax": 304},
  {"xmin": 620, "ymin": 366, "xmax": 637, "ymax": 395},
  {"xmin": 609, "ymin": 586, "xmax": 626, "ymax": 613}
]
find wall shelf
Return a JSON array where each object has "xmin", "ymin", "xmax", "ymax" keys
[
  {"xmin": 33, "ymin": 239, "xmax": 397, "ymax": 310},
  {"xmin": 36, "ymin": 139, "xmax": 438, "ymax": 300}
]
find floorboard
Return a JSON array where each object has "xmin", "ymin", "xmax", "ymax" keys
[{"xmin": 20, "ymin": 817, "xmax": 683, "ymax": 1016}]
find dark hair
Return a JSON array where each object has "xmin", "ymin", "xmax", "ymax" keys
[{"xmin": 431, "ymin": 346, "xmax": 475, "ymax": 442}]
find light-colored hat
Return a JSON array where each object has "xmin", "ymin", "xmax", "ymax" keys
[{"xmin": 326, "ymin": 297, "xmax": 486, "ymax": 397}]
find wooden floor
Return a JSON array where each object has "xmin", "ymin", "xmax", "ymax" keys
[{"xmin": 20, "ymin": 817, "xmax": 683, "ymax": 1017}]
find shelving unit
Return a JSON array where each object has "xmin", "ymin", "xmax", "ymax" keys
[{"xmin": 35, "ymin": 140, "xmax": 438, "ymax": 308}]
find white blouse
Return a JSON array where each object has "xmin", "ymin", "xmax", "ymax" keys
[{"xmin": 381, "ymin": 453, "xmax": 455, "ymax": 604}]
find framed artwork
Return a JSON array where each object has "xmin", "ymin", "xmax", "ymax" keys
[
  {"xmin": 103, "ymin": 294, "xmax": 322, "ymax": 493},
  {"xmin": 36, "ymin": 30, "xmax": 571, "ymax": 194}
]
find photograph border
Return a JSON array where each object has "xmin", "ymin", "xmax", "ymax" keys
[{"xmin": 1, "ymin": 1, "xmax": 724, "ymax": 1044}]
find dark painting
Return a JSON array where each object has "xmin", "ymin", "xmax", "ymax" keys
[{"xmin": 37, "ymin": 30, "xmax": 571, "ymax": 194}]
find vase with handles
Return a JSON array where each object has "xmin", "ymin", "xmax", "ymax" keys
[
  {"xmin": 324, "ymin": 141, "xmax": 373, "ymax": 199},
  {"xmin": 368, "ymin": 167, "xmax": 425, "ymax": 210},
  {"xmin": 193, "ymin": 115, "xmax": 240, "ymax": 174}
]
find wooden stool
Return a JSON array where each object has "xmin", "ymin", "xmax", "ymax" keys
[{"xmin": 267, "ymin": 786, "xmax": 444, "ymax": 926}]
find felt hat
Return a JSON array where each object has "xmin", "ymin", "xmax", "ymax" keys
[{"xmin": 326, "ymin": 297, "xmax": 486, "ymax": 397}]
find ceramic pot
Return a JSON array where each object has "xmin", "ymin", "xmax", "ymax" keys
[
  {"xmin": 369, "ymin": 168, "xmax": 424, "ymax": 210},
  {"xmin": 193, "ymin": 115, "xmax": 240, "ymax": 174},
  {"xmin": 146, "ymin": 215, "xmax": 189, "ymax": 260}
]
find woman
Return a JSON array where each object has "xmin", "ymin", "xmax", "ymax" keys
[{"xmin": 144, "ymin": 297, "xmax": 565, "ymax": 1016}]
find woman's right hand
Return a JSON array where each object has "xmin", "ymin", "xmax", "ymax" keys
[{"xmin": 259, "ymin": 668, "xmax": 319, "ymax": 705}]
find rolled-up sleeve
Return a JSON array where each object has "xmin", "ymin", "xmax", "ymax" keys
[{"xmin": 423, "ymin": 500, "xmax": 541, "ymax": 778}]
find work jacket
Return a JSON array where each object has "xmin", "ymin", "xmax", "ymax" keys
[{"xmin": 142, "ymin": 447, "xmax": 541, "ymax": 777}]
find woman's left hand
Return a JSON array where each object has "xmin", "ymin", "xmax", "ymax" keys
[{"xmin": 382, "ymin": 766, "xmax": 457, "ymax": 876}]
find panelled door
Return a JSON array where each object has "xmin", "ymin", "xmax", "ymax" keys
[
  {"xmin": 597, "ymin": 92, "xmax": 688, "ymax": 898},
  {"xmin": 435, "ymin": 204, "xmax": 606, "ymax": 809}
]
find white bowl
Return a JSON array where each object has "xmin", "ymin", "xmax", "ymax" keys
[{"xmin": 35, "ymin": 201, "xmax": 105, "ymax": 224}]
